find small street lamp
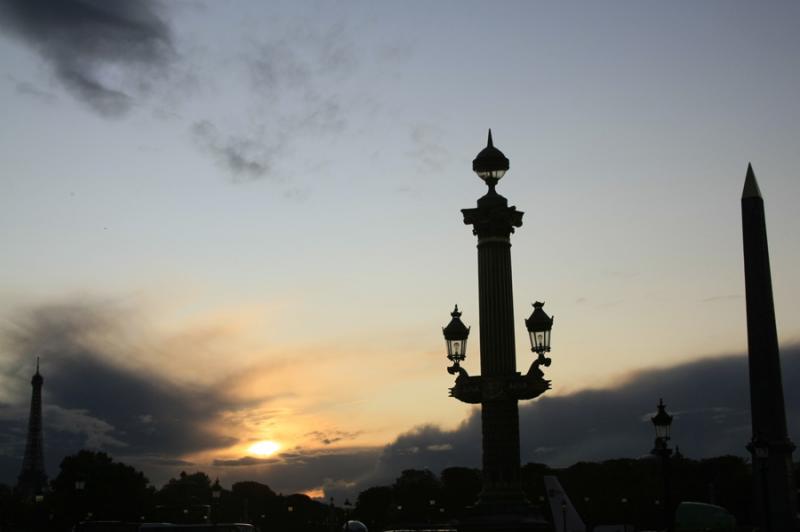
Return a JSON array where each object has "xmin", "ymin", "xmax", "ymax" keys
[
  {"xmin": 525, "ymin": 302, "xmax": 553, "ymax": 355},
  {"xmin": 525, "ymin": 302, "xmax": 554, "ymax": 378},
  {"xmin": 651, "ymin": 399, "xmax": 674, "ymax": 532},
  {"xmin": 443, "ymin": 306, "xmax": 470, "ymax": 378},
  {"xmin": 652, "ymin": 399, "xmax": 673, "ymax": 442},
  {"xmin": 211, "ymin": 478, "xmax": 222, "ymax": 526}
]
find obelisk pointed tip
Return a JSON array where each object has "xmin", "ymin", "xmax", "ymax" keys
[{"xmin": 742, "ymin": 162, "xmax": 762, "ymax": 199}]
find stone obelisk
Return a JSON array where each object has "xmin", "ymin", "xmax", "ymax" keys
[
  {"xmin": 741, "ymin": 163, "xmax": 798, "ymax": 531},
  {"xmin": 16, "ymin": 357, "xmax": 47, "ymax": 498}
]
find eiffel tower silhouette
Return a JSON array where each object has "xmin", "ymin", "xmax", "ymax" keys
[{"xmin": 16, "ymin": 357, "xmax": 47, "ymax": 498}]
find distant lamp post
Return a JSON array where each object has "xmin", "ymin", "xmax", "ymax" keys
[
  {"xmin": 75, "ymin": 480, "xmax": 86, "ymax": 528},
  {"xmin": 652, "ymin": 399, "xmax": 673, "ymax": 442},
  {"xmin": 211, "ymin": 478, "xmax": 222, "ymax": 526},
  {"xmin": 651, "ymin": 399, "xmax": 674, "ymax": 532}
]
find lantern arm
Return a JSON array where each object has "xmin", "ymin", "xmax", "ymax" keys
[
  {"xmin": 449, "ymin": 372, "xmax": 550, "ymax": 404},
  {"xmin": 447, "ymin": 361, "xmax": 470, "ymax": 380},
  {"xmin": 525, "ymin": 353, "xmax": 551, "ymax": 379}
]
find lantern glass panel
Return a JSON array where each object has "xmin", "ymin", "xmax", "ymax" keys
[
  {"xmin": 477, "ymin": 169, "xmax": 506, "ymax": 181},
  {"xmin": 529, "ymin": 329, "xmax": 551, "ymax": 353},
  {"xmin": 654, "ymin": 422, "xmax": 670, "ymax": 440},
  {"xmin": 447, "ymin": 338, "xmax": 466, "ymax": 360}
]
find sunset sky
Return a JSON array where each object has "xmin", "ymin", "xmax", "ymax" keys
[{"xmin": 1, "ymin": 1, "xmax": 799, "ymax": 500}]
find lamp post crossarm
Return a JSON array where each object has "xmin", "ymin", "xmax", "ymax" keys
[{"xmin": 449, "ymin": 372, "xmax": 551, "ymax": 404}]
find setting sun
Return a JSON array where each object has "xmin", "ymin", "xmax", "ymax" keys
[{"xmin": 248, "ymin": 440, "xmax": 281, "ymax": 457}]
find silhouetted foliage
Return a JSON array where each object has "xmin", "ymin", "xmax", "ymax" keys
[
  {"xmin": 354, "ymin": 485, "xmax": 393, "ymax": 529},
  {"xmin": 155, "ymin": 471, "xmax": 214, "ymax": 522},
  {"xmin": 49, "ymin": 450, "xmax": 153, "ymax": 527},
  {"xmin": 0, "ymin": 449, "xmax": 780, "ymax": 530},
  {"xmin": 391, "ymin": 469, "xmax": 442, "ymax": 522}
]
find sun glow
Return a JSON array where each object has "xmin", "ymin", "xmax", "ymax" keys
[{"xmin": 249, "ymin": 440, "xmax": 281, "ymax": 457}]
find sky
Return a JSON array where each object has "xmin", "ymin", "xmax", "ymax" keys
[{"xmin": 1, "ymin": 0, "xmax": 799, "ymax": 501}]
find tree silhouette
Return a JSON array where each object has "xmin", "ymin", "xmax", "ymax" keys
[
  {"xmin": 50, "ymin": 450, "xmax": 152, "ymax": 526},
  {"xmin": 155, "ymin": 471, "xmax": 213, "ymax": 522}
]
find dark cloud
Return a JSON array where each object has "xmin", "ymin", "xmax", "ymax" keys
[
  {"xmin": 324, "ymin": 347, "xmax": 800, "ymax": 500},
  {"xmin": 0, "ymin": 0, "xmax": 173, "ymax": 116},
  {"xmin": 214, "ymin": 456, "xmax": 281, "ymax": 467},
  {"xmin": 0, "ymin": 299, "xmax": 245, "ymax": 485},
  {"xmin": 123, "ymin": 456, "xmax": 195, "ymax": 468}
]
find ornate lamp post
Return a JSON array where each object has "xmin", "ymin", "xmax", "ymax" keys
[
  {"xmin": 443, "ymin": 131, "xmax": 554, "ymax": 530},
  {"xmin": 651, "ymin": 399, "xmax": 673, "ymax": 532}
]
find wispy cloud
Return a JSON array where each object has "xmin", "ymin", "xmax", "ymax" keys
[
  {"xmin": 189, "ymin": 20, "xmax": 356, "ymax": 182},
  {"xmin": 7, "ymin": 76, "xmax": 57, "ymax": 103},
  {"xmin": 305, "ymin": 430, "xmax": 363, "ymax": 446},
  {"xmin": 408, "ymin": 123, "xmax": 450, "ymax": 173},
  {"xmin": 191, "ymin": 120, "xmax": 280, "ymax": 181}
]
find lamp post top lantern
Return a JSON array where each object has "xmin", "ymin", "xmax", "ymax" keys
[
  {"xmin": 472, "ymin": 129, "xmax": 509, "ymax": 187},
  {"xmin": 651, "ymin": 398, "xmax": 673, "ymax": 444}
]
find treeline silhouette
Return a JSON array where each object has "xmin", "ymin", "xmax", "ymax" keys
[{"xmin": 0, "ymin": 450, "xmax": 781, "ymax": 531}]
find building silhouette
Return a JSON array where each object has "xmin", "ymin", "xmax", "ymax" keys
[{"xmin": 16, "ymin": 357, "xmax": 47, "ymax": 498}]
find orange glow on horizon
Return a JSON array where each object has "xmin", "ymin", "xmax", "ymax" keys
[{"xmin": 302, "ymin": 487, "xmax": 325, "ymax": 499}]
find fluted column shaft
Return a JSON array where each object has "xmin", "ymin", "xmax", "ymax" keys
[{"xmin": 477, "ymin": 236, "xmax": 523, "ymax": 504}]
